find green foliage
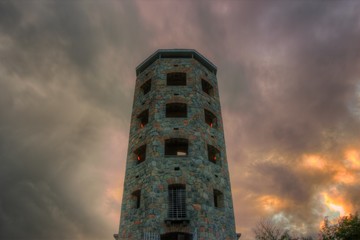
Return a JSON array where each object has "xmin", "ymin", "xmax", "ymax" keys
[{"xmin": 320, "ymin": 213, "xmax": 360, "ymax": 240}]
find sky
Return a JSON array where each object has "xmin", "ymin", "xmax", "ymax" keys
[{"xmin": 0, "ymin": 0, "xmax": 360, "ymax": 239}]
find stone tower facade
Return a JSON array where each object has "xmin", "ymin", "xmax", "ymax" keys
[{"xmin": 116, "ymin": 49, "xmax": 238, "ymax": 240}]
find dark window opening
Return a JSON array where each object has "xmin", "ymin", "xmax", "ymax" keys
[
  {"xmin": 132, "ymin": 190, "xmax": 141, "ymax": 209},
  {"xmin": 166, "ymin": 103, "xmax": 187, "ymax": 118},
  {"xmin": 161, "ymin": 232, "xmax": 192, "ymax": 240},
  {"xmin": 204, "ymin": 109, "xmax": 217, "ymax": 128},
  {"xmin": 165, "ymin": 138, "xmax": 188, "ymax": 156},
  {"xmin": 208, "ymin": 144, "xmax": 220, "ymax": 164},
  {"xmin": 141, "ymin": 79, "xmax": 151, "ymax": 95},
  {"xmin": 201, "ymin": 79, "xmax": 214, "ymax": 96},
  {"xmin": 167, "ymin": 72, "xmax": 186, "ymax": 86},
  {"xmin": 213, "ymin": 189, "xmax": 224, "ymax": 208},
  {"xmin": 134, "ymin": 145, "xmax": 146, "ymax": 164},
  {"xmin": 137, "ymin": 109, "xmax": 149, "ymax": 128},
  {"xmin": 168, "ymin": 184, "xmax": 186, "ymax": 219}
]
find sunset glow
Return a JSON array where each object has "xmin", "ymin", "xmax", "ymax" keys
[
  {"xmin": 321, "ymin": 191, "xmax": 351, "ymax": 218},
  {"xmin": 302, "ymin": 154, "xmax": 326, "ymax": 170},
  {"xmin": 106, "ymin": 187, "xmax": 122, "ymax": 203},
  {"xmin": 1, "ymin": 1, "xmax": 360, "ymax": 239},
  {"xmin": 333, "ymin": 168, "xmax": 356, "ymax": 184},
  {"xmin": 258, "ymin": 195, "xmax": 286, "ymax": 213},
  {"xmin": 345, "ymin": 149, "xmax": 360, "ymax": 170}
]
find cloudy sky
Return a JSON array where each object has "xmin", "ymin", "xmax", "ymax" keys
[{"xmin": 1, "ymin": 0, "xmax": 360, "ymax": 239}]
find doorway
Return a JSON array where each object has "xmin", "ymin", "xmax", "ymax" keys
[{"xmin": 160, "ymin": 232, "xmax": 192, "ymax": 240}]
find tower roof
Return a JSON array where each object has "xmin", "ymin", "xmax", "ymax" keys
[{"xmin": 136, "ymin": 49, "xmax": 217, "ymax": 76}]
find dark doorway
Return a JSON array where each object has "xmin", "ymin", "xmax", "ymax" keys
[{"xmin": 161, "ymin": 232, "xmax": 192, "ymax": 240}]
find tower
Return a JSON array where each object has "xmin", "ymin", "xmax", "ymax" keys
[{"xmin": 116, "ymin": 49, "xmax": 238, "ymax": 240}]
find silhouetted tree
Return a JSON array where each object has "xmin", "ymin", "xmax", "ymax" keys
[
  {"xmin": 253, "ymin": 219, "xmax": 290, "ymax": 240},
  {"xmin": 253, "ymin": 218, "xmax": 314, "ymax": 240},
  {"xmin": 320, "ymin": 213, "xmax": 360, "ymax": 240}
]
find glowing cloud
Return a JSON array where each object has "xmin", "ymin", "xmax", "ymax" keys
[
  {"xmin": 258, "ymin": 195, "xmax": 287, "ymax": 213},
  {"xmin": 345, "ymin": 149, "xmax": 360, "ymax": 170},
  {"xmin": 302, "ymin": 154, "xmax": 326, "ymax": 170}
]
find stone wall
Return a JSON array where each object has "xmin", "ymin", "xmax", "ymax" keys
[{"xmin": 117, "ymin": 52, "xmax": 237, "ymax": 240}]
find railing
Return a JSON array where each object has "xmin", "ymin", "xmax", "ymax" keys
[
  {"xmin": 143, "ymin": 229, "xmax": 199, "ymax": 240},
  {"xmin": 168, "ymin": 187, "xmax": 186, "ymax": 219},
  {"xmin": 143, "ymin": 232, "xmax": 160, "ymax": 240},
  {"xmin": 143, "ymin": 228, "xmax": 230, "ymax": 239},
  {"xmin": 193, "ymin": 228, "xmax": 198, "ymax": 240}
]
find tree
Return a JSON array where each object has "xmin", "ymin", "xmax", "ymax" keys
[
  {"xmin": 320, "ymin": 213, "xmax": 360, "ymax": 240},
  {"xmin": 253, "ymin": 218, "xmax": 314, "ymax": 240},
  {"xmin": 253, "ymin": 219, "xmax": 292, "ymax": 240}
]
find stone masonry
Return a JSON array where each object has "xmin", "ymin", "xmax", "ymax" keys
[{"xmin": 116, "ymin": 49, "xmax": 237, "ymax": 240}]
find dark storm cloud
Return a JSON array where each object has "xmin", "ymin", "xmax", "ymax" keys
[
  {"xmin": 187, "ymin": 1, "xmax": 360, "ymax": 237},
  {"xmin": 249, "ymin": 161, "xmax": 310, "ymax": 203},
  {"xmin": 209, "ymin": 0, "xmax": 360, "ymax": 154},
  {"xmin": 1, "ymin": 0, "xmax": 360, "ymax": 239},
  {"xmin": 0, "ymin": 1, "xmax": 148, "ymax": 239},
  {"xmin": 1, "ymin": 0, "xmax": 149, "ymax": 115}
]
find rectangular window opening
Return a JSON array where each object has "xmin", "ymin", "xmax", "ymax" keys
[
  {"xmin": 137, "ymin": 109, "xmax": 149, "ymax": 128},
  {"xmin": 208, "ymin": 144, "xmax": 220, "ymax": 164},
  {"xmin": 201, "ymin": 79, "xmax": 214, "ymax": 96},
  {"xmin": 166, "ymin": 103, "xmax": 187, "ymax": 118},
  {"xmin": 167, "ymin": 72, "xmax": 186, "ymax": 86},
  {"xmin": 213, "ymin": 189, "xmax": 224, "ymax": 208},
  {"xmin": 134, "ymin": 145, "xmax": 146, "ymax": 164},
  {"xmin": 165, "ymin": 138, "xmax": 188, "ymax": 156},
  {"xmin": 141, "ymin": 79, "xmax": 151, "ymax": 95},
  {"xmin": 132, "ymin": 190, "xmax": 141, "ymax": 209},
  {"xmin": 204, "ymin": 109, "xmax": 217, "ymax": 128},
  {"xmin": 168, "ymin": 184, "xmax": 186, "ymax": 219}
]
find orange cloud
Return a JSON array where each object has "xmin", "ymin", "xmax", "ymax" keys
[
  {"xmin": 106, "ymin": 187, "xmax": 123, "ymax": 203},
  {"xmin": 258, "ymin": 195, "xmax": 288, "ymax": 213},
  {"xmin": 302, "ymin": 154, "xmax": 326, "ymax": 170},
  {"xmin": 345, "ymin": 149, "xmax": 360, "ymax": 170},
  {"xmin": 333, "ymin": 168, "xmax": 356, "ymax": 184},
  {"xmin": 322, "ymin": 191, "xmax": 346, "ymax": 217}
]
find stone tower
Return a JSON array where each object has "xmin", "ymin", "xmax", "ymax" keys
[{"xmin": 116, "ymin": 49, "xmax": 238, "ymax": 240}]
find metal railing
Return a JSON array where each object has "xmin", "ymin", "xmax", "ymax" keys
[
  {"xmin": 168, "ymin": 187, "xmax": 186, "ymax": 219},
  {"xmin": 143, "ymin": 232, "xmax": 160, "ymax": 240}
]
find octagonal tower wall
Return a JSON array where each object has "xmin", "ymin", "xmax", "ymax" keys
[{"xmin": 117, "ymin": 50, "xmax": 237, "ymax": 240}]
